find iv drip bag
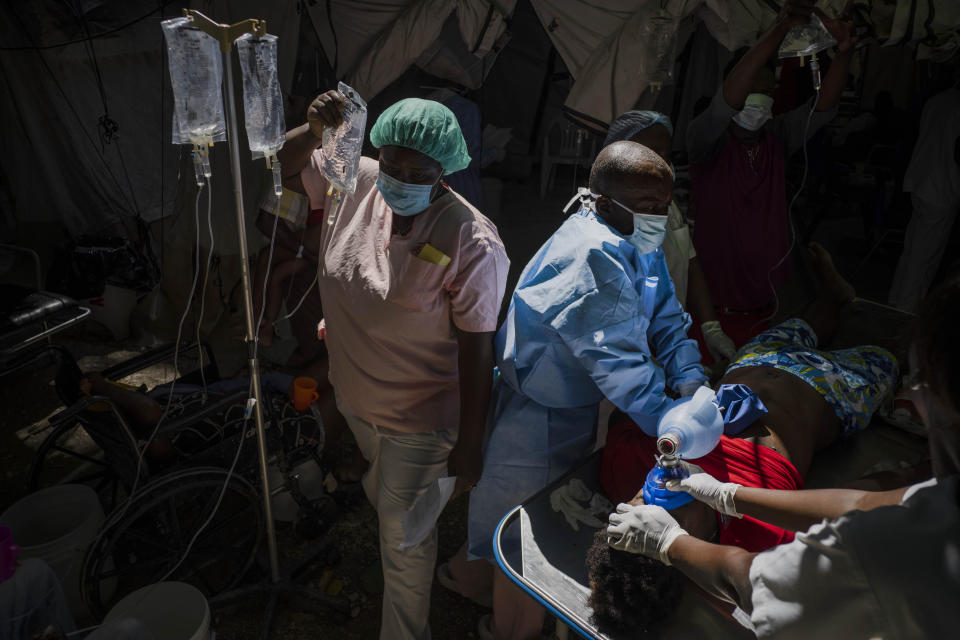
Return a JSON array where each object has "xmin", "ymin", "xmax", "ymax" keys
[
  {"xmin": 162, "ymin": 16, "xmax": 226, "ymax": 145},
  {"xmin": 779, "ymin": 14, "xmax": 837, "ymax": 59},
  {"xmin": 236, "ymin": 33, "xmax": 286, "ymax": 159}
]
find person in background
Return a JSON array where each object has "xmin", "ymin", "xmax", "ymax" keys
[
  {"xmin": 604, "ymin": 275, "xmax": 960, "ymax": 639},
  {"xmin": 604, "ymin": 111, "xmax": 736, "ymax": 365},
  {"xmin": 278, "ymin": 93, "xmax": 509, "ymax": 640},
  {"xmin": 685, "ymin": 0, "xmax": 855, "ymax": 346},
  {"xmin": 251, "ymin": 185, "xmax": 316, "ymax": 349},
  {"xmin": 888, "ymin": 76, "xmax": 960, "ymax": 313},
  {"xmin": 450, "ymin": 141, "xmax": 708, "ymax": 639}
]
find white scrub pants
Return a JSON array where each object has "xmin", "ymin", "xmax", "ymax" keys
[
  {"xmin": 337, "ymin": 396, "xmax": 455, "ymax": 640},
  {"xmin": 889, "ymin": 193, "xmax": 960, "ymax": 313}
]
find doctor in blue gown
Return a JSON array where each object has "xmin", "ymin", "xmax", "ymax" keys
[{"xmin": 468, "ymin": 141, "xmax": 708, "ymax": 638}]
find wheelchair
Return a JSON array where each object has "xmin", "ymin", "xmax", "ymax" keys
[{"xmin": 10, "ymin": 340, "xmax": 339, "ymax": 621}]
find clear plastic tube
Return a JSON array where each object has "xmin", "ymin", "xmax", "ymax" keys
[{"xmin": 162, "ymin": 16, "xmax": 226, "ymax": 146}]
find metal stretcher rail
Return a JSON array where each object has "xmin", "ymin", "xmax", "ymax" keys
[
  {"xmin": 492, "ymin": 451, "xmax": 608, "ymax": 640},
  {"xmin": 491, "ymin": 450, "xmax": 755, "ymax": 640}
]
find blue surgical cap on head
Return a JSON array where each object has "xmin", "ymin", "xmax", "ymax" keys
[{"xmin": 603, "ymin": 110, "xmax": 674, "ymax": 149}]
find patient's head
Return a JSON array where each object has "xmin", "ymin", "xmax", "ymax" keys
[{"xmin": 586, "ymin": 529, "xmax": 685, "ymax": 638}]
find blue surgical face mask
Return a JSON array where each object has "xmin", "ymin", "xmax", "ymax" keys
[
  {"xmin": 611, "ymin": 197, "xmax": 669, "ymax": 254},
  {"xmin": 376, "ymin": 170, "xmax": 438, "ymax": 217}
]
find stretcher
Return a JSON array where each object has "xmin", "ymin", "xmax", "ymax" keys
[
  {"xmin": 493, "ymin": 451, "xmax": 755, "ymax": 640},
  {"xmin": 0, "ymin": 284, "xmax": 90, "ymax": 358}
]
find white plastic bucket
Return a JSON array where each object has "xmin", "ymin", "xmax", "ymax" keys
[
  {"xmin": 0, "ymin": 484, "xmax": 106, "ymax": 620},
  {"xmin": 103, "ymin": 581, "xmax": 211, "ymax": 640},
  {"xmin": 267, "ymin": 457, "xmax": 326, "ymax": 522}
]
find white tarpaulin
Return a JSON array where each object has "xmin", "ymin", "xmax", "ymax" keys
[
  {"xmin": 305, "ymin": 0, "xmax": 515, "ymax": 101},
  {"xmin": 531, "ymin": 0, "xmax": 958, "ymax": 129}
]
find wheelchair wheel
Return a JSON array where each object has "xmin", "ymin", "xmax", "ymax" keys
[
  {"xmin": 80, "ymin": 466, "xmax": 263, "ymax": 620},
  {"xmin": 28, "ymin": 419, "xmax": 122, "ymax": 508}
]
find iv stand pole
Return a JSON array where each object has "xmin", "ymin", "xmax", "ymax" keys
[
  {"xmin": 182, "ymin": 11, "xmax": 348, "ymax": 636},
  {"xmin": 188, "ymin": 8, "xmax": 281, "ymax": 584}
]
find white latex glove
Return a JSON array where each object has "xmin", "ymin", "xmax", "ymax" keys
[
  {"xmin": 666, "ymin": 461, "xmax": 743, "ymax": 518},
  {"xmin": 606, "ymin": 503, "xmax": 688, "ymax": 565},
  {"xmin": 676, "ymin": 380, "xmax": 710, "ymax": 397},
  {"xmin": 702, "ymin": 320, "xmax": 737, "ymax": 361}
]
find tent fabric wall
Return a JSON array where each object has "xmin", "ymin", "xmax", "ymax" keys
[
  {"xmin": 305, "ymin": 0, "xmax": 514, "ymax": 102},
  {"xmin": 531, "ymin": 0, "xmax": 705, "ymax": 127},
  {"xmin": 0, "ymin": 0, "xmax": 299, "ymax": 251},
  {"xmin": 530, "ymin": 0, "xmax": 957, "ymax": 131}
]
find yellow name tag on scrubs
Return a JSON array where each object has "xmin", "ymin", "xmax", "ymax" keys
[{"xmin": 415, "ymin": 243, "xmax": 451, "ymax": 267}]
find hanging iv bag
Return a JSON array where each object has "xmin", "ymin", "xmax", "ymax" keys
[
  {"xmin": 162, "ymin": 17, "xmax": 226, "ymax": 145},
  {"xmin": 236, "ymin": 33, "xmax": 285, "ymax": 159},
  {"xmin": 237, "ymin": 32, "xmax": 286, "ymax": 195},
  {"xmin": 638, "ymin": 11, "xmax": 679, "ymax": 90},
  {"xmin": 321, "ymin": 81, "xmax": 367, "ymax": 196},
  {"xmin": 778, "ymin": 14, "xmax": 837, "ymax": 59},
  {"xmin": 162, "ymin": 16, "xmax": 225, "ymax": 185}
]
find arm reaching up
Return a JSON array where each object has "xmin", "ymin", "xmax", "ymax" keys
[{"xmin": 278, "ymin": 90, "xmax": 346, "ymax": 184}]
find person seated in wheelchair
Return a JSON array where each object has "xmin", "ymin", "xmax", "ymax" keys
[
  {"xmin": 587, "ymin": 245, "xmax": 920, "ymax": 637},
  {"xmin": 68, "ymin": 368, "xmax": 324, "ymax": 466}
]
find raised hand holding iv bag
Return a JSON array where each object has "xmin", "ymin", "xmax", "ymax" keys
[
  {"xmin": 321, "ymin": 82, "xmax": 367, "ymax": 224},
  {"xmin": 778, "ymin": 13, "xmax": 836, "ymax": 90},
  {"xmin": 162, "ymin": 16, "xmax": 226, "ymax": 186},
  {"xmin": 778, "ymin": 14, "xmax": 837, "ymax": 59},
  {"xmin": 236, "ymin": 33, "xmax": 286, "ymax": 195}
]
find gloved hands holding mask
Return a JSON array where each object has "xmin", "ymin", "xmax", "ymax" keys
[
  {"xmin": 666, "ymin": 461, "xmax": 742, "ymax": 518},
  {"xmin": 607, "ymin": 503, "xmax": 688, "ymax": 564},
  {"xmin": 701, "ymin": 320, "xmax": 737, "ymax": 362}
]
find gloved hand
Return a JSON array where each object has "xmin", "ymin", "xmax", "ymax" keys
[
  {"xmin": 701, "ymin": 320, "xmax": 737, "ymax": 362},
  {"xmin": 666, "ymin": 461, "xmax": 742, "ymax": 518},
  {"xmin": 676, "ymin": 380, "xmax": 710, "ymax": 397},
  {"xmin": 606, "ymin": 503, "xmax": 688, "ymax": 565}
]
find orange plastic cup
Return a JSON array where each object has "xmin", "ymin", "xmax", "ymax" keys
[{"xmin": 292, "ymin": 376, "xmax": 320, "ymax": 411}]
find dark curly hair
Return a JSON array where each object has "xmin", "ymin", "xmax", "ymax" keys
[{"xmin": 586, "ymin": 530, "xmax": 686, "ymax": 639}]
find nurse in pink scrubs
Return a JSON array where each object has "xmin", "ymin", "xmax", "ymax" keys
[{"xmin": 278, "ymin": 93, "xmax": 509, "ymax": 640}]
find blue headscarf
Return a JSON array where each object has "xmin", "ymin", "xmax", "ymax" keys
[{"xmin": 603, "ymin": 110, "xmax": 674, "ymax": 149}]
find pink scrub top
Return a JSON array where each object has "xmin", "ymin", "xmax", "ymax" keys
[{"xmin": 301, "ymin": 153, "xmax": 508, "ymax": 433}]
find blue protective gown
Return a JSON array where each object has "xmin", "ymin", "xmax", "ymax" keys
[{"xmin": 467, "ymin": 207, "xmax": 706, "ymax": 561}]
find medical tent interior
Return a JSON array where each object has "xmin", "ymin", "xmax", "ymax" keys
[
  {"xmin": 0, "ymin": 0, "xmax": 958, "ymax": 634},
  {"xmin": 1, "ymin": 1, "xmax": 957, "ymax": 326}
]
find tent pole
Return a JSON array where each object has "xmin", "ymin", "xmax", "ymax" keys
[{"xmin": 220, "ymin": 39, "xmax": 282, "ymax": 585}]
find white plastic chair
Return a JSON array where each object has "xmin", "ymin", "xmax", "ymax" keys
[{"xmin": 540, "ymin": 118, "xmax": 598, "ymax": 198}]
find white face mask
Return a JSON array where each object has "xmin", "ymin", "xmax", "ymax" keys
[
  {"xmin": 611, "ymin": 198, "xmax": 668, "ymax": 254},
  {"xmin": 732, "ymin": 93, "xmax": 774, "ymax": 132}
]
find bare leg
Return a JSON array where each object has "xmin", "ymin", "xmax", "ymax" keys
[
  {"xmin": 259, "ymin": 257, "xmax": 307, "ymax": 347},
  {"xmin": 447, "ymin": 543, "xmax": 494, "ymax": 604},
  {"xmin": 492, "ymin": 570, "xmax": 545, "ymax": 640},
  {"xmin": 799, "ymin": 243, "xmax": 856, "ymax": 346}
]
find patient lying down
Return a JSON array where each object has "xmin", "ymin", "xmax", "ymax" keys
[{"xmin": 588, "ymin": 247, "xmax": 921, "ymax": 637}]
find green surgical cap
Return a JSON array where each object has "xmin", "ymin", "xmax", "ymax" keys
[{"xmin": 369, "ymin": 98, "xmax": 471, "ymax": 175}]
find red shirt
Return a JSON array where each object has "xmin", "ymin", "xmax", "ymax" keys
[{"xmin": 601, "ymin": 418, "xmax": 802, "ymax": 552}]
